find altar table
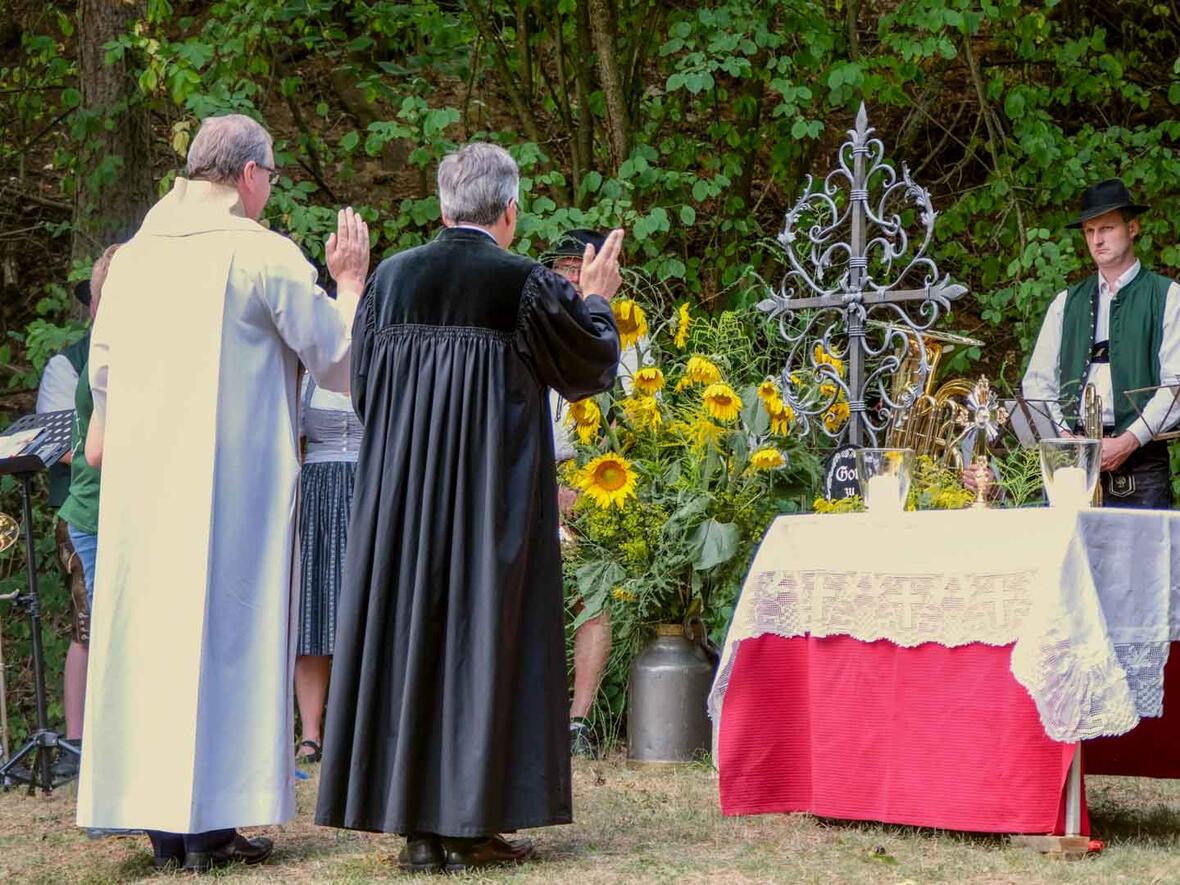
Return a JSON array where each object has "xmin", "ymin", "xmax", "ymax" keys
[{"xmin": 710, "ymin": 507, "xmax": 1180, "ymax": 835}]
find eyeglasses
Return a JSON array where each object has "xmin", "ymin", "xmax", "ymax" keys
[{"xmin": 256, "ymin": 164, "xmax": 280, "ymax": 186}]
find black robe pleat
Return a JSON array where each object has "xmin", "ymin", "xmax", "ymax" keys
[{"xmin": 314, "ymin": 227, "xmax": 619, "ymax": 836}]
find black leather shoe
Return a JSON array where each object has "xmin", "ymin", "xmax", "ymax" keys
[
  {"xmin": 441, "ymin": 835, "xmax": 535, "ymax": 872},
  {"xmin": 570, "ymin": 719, "xmax": 597, "ymax": 758},
  {"xmin": 398, "ymin": 832, "xmax": 443, "ymax": 872},
  {"xmin": 183, "ymin": 834, "xmax": 274, "ymax": 872}
]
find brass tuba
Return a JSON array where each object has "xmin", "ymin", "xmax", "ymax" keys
[
  {"xmin": 0, "ymin": 513, "xmax": 17, "ymax": 554},
  {"xmin": 882, "ymin": 324, "xmax": 984, "ymax": 465}
]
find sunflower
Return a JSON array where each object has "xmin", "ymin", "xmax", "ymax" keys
[
  {"xmin": 611, "ymin": 586, "xmax": 637, "ymax": 603},
  {"xmin": 757, "ymin": 378, "xmax": 779, "ymax": 403},
  {"xmin": 750, "ymin": 447, "xmax": 787, "ymax": 471},
  {"xmin": 770, "ymin": 407, "xmax": 793, "ymax": 436},
  {"xmin": 566, "ymin": 397, "xmax": 602, "ymax": 444},
  {"xmin": 622, "ymin": 394, "xmax": 663, "ymax": 431},
  {"xmin": 823, "ymin": 398, "xmax": 851, "ymax": 432},
  {"xmin": 687, "ymin": 418, "xmax": 725, "ymax": 449},
  {"xmin": 763, "ymin": 394, "xmax": 794, "ymax": 435},
  {"xmin": 633, "ymin": 366, "xmax": 665, "ymax": 395},
  {"xmin": 612, "ymin": 299, "xmax": 649, "ymax": 351},
  {"xmin": 578, "ymin": 452, "xmax": 638, "ymax": 509},
  {"xmin": 673, "ymin": 302, "xmax": 691, "ymax": 349},
  {"xmin": 702, "ymin": 382, "xmax": 742, "ymax": 422},
  {"xmin": 813, "ymin": 343, "xmax": 845, "ymax": 377},
  {"xmin": 675, "ymin": 355, "xmax": 722, "ymax": 390}
]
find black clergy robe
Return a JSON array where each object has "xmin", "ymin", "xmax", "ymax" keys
[{"xmin": 315, "ymin": 227, "xmax": 620, "ymax": 836}]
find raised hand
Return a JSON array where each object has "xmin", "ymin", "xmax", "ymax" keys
[
  {"xmin": 326, "ymin": 207, "xmax": 370, "ymax": 295},
  {"xmin": 577, "ymin": 228, "xmax": 625, "ymax": 301}
]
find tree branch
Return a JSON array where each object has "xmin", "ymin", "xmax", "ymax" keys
[{"xmin": 467, "ymin": 0, "xmax": 545, "ymax": 147}]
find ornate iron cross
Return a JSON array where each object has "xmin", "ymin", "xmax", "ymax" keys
[{"xmin": 758, "ymin": 104, "xmax": 967, "ymax": 446}]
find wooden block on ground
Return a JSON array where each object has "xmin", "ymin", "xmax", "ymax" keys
[{"xmin": 1009, "ymin": 835, "xmax": 1090, "ymax": 859}]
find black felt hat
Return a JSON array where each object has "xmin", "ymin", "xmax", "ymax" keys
[
  {"xmin": 542, "ymin": 228, "xmax": 607, "ymax": 267},
  {"xmin": 73, "ymin": 279, "xmax": 91, "ymax": 306},
  {"xmin": 1066, "ymin": 178, "xmax": 1149, "ymax": 229}
]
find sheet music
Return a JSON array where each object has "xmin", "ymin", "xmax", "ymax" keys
[
  {"xmin": 0, "ymin": 428, "xmax": 43, "ymax": 459},
  {"xmin": 1002, "ymin": 398, "xmax": 1069, "ymax": 445},
  {"xmin": 1123, "ymin": 381, "xmax": 1180, "ymax": 441},
  {"xmin": 0, "ymin": 410, "xmax": 74, "ymax": 471}
]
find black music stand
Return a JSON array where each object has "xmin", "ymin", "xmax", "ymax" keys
[{"xmin": 0, "ymin": 410, "xmax": 76, "ymax": 793}]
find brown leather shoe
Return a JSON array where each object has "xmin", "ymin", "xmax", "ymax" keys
[
  {"xmin": 398, "ymin": 832, "xmax": 443, "ymax": 873},
  {"xmin": 441, "ymin": 835, "xmax": 535, "ymax": 872},
  {"xmin": 183, "ymin": 834, "xmax": 274, "ymax": 872}
]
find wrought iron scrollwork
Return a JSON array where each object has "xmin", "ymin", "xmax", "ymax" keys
[{"xmin": 758, "ymin": 103, "xmax": 967, "ymax": 446}]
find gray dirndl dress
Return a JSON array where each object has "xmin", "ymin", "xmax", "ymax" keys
[{"xmin": 298, "ymin": 375, "xmax": 362, "ymax": 656}]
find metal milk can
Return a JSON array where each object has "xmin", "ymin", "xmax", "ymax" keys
[{"xmin": 627, "ymin": 623, "xmax": 714, "ymax": 764}]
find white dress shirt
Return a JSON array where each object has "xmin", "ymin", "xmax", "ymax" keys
[
  {"xmin": 1023, "ymin": 260, "xmax": 1180, "ymax": 445},
  {"xmin": 36, "ymin": 353, "xmax": 79, "ymax": 413}
]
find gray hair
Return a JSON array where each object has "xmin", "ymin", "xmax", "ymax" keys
[
  {"xmin": 186, "ymin": 114, "xmax": 273, "ymax": 184},
  {"xmin": 437, "ymin": 143, "xmax": 519, "ymax": 226}
]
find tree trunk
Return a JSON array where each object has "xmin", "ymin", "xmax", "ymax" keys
[
  {"xmin": 73, "ymin": 0, "xmax": 154, "ymax": 262},
  {"xmin": 587, "ymin": 0, "xmax": 629, "ymax": 169},
  {"xmin": 574, "ymin": 0, "xmax": 596, "ymax": 194}
]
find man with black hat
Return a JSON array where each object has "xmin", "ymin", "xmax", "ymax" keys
[
  {"xmin": 545, "ymin": 229, "xmax": 611, "ymax": 758},
  {"xmin": 545, "ymin": 228, "xmax": 641, "ymax": 757},
  {"xmin": 1023, "ymin": 178, "xmax": 1180, "ymax": 507}
]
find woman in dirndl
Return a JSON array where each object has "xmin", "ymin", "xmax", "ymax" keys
[{"xmin": 294, "ymin": 373, "xmax": 362, "ymax": 764}]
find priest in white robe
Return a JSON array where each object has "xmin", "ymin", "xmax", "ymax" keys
[{"xmin": 76, "ymin": 114, "xmax": 370, "ymax": 873}]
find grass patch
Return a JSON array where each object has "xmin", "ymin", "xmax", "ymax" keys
[{"xmin": 1, "ymin": 758, "xmax": 1180, "ymax": 882}]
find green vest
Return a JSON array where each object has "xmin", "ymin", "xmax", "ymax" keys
[
  {"xmin": 1057, "ymin": 266, "xmax": 1172, "ymax": 435},
  {"xmin": 47, "ymin": 331, "xmax": 90, "ymax": 508},
  {"xmin": 58, "ymin": 362, "xmax": 100, "ymax": 535}
]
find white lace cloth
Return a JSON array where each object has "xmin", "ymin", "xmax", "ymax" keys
[{"xmin": 709, "ymin": 508, "xmax": 1180, "ymax": 746}]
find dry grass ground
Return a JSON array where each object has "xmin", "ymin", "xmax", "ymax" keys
[{"xmin": 2, "ymin": 758, "xmax": 1180, "ymax": 884}]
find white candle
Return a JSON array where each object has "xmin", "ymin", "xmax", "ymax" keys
[
  {"xmin": 865, "ymin": 473, "xmax": 903, "ymax": 512},
  {"xmin": 1047, "ymin": 465, "xmax": 1090, "ymax": 509}
]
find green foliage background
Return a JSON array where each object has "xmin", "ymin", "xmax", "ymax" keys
[{"xmin": 2, "ymin": 0, "xmax": 1180, "ymax": 745}]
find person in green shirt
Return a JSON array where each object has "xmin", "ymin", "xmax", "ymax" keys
[{"xmin": 56, "ymin": 244, "xmax": 119, "ymax": 776}]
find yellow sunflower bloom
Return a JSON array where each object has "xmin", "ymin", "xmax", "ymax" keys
[
  {"xmin": 702, "ymin": 382, "xmax": 742, "ymax": 422},
  {"xmin": 673, "ymin": 302, "xmax": 691, "ymax": 349},
  {"xmin": 578, "ymin": 452, "xmax": 638, "ymax": 509},
  {"xmin": 612, "ymin": 299, "xmax": 649, "ymax": 351},
  {"xmin": 757, "ymin": 378, "xmax": 779, "ymax": 403},
  {"xmin": 750, "ymin": 447, "xmax": 787, "ymax": 471},
  {"xmin": 633, "ymin": 366, "xmax": 665, "ymax": 395},
  {"xmin": 611, "ymin": 586, "xmax": 637, "ymax": 603},
  {"xmin": 770, "ymin": 408, "xmax": 793, "ymax": 436},
  {"xmin": 813, "ymin": 343, "xmax": 845, "ymax": 377},
  {"xmin": 675, "ymin": 355, "xmax": 722, "ymax": 391},
  {"xmin": 565, "ymin": 398, "xmax": 602, "ymax": 444},
  {"xmin": 823, "ymin": 399, "xmax": 851, "ymax": 432},
  {"xmin": 688, "ymin": 418, "xmax": 725, "ymax": 449},
  {"xmin": 763, "ymin": 394, "xmax": 794, "ymax": 435},
  {"xmin": 622, "ymin": 394, "xmax": 663, "ymax": 432}
]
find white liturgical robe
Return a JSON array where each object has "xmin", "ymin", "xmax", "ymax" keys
[{"xmin": 76, "ymin": 178, "xmax": 357, "ymax": 833}]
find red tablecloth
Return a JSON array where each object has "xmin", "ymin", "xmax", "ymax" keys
[{"xmin": 717, "ymin": 634, "xmax": 1086, "ymax": 834}]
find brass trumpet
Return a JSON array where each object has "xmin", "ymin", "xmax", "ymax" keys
[{"xmin": 1083, "ymin": 383, "xmax": 1103, "ymax": 506}]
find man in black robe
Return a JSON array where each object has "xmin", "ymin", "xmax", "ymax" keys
[{"xmin": 315, "ymin": 142, "xmax": 624, "ymax": 873}]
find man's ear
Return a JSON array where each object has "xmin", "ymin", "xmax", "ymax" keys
[{"xmin": 1128, "ymin": 217, "xmax": 1140, "ymax": 239}]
